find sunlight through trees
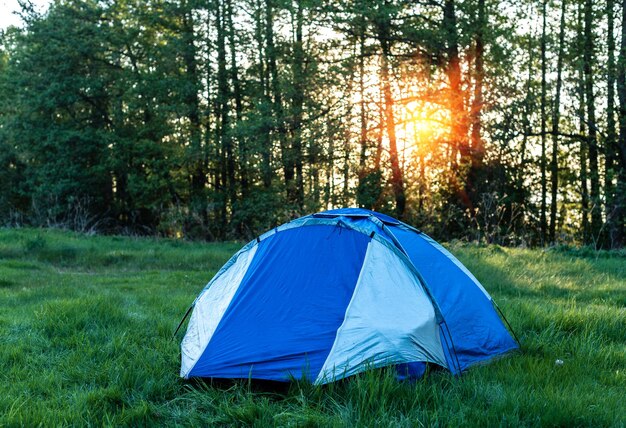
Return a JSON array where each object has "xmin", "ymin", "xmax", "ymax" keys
[{"xmin": 0, "ymin": 0, "xmax": 625, "ymax": 247}]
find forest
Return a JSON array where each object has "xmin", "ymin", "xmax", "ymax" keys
[{"xmin": 1, "ymin": 0, "xmax": 625, "ymax": 247}]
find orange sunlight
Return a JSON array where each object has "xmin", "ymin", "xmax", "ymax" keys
[{"xmin": 399, "ymin": 100, "xmax": 450, "ymax": 159}]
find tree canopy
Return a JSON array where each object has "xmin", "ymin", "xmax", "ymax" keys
[{"xmin": 1, "ymin": 0, "xmax": 625, "ymax": 247}]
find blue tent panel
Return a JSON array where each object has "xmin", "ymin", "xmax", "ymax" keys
[
  {"xmin": 390, "ymin": 226, "xmax": 518, "ymax": 370},
  {"xmin": 395, "ymin": 362, "xmax": 427, "ymax": 380},
  {"xmin": 189, "ymin": 224, "xmax": 370, "ymax": 381}
]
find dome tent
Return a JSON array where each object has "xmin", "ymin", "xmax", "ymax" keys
[{"xmin": 179, "ymin": 208, "xmax": 518, "ymax": 383}]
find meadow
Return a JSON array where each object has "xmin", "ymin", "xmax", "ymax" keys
[{"xmin": 0, "ymin": 228, "xmax": 624, "ymax": 426}]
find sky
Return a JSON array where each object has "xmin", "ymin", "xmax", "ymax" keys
[{"xmin": 0, "ymin": 0, "xmax": 49, "ymax": 30}]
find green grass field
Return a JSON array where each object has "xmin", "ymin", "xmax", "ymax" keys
[{"xmin": 1, "ymin": 228, "xmax": 624, "ymax": 426}]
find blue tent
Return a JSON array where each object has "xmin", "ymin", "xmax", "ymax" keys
[{"xmin": 180, "ymin": 208, "xmax": 518, "ymax": 383}]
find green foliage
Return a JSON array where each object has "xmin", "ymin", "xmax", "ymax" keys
[
  {"xmin": 1, "ymin": 229, "xmax": 624, "ymax": 426},
  {"xmin": 356, "ymin": 171, "xmax": 385, "ymax": 210},
  {"xmin": 0, "ymin": 0, "xmax": 191, "ymax": 234},
  {"xmin": 0, "ymin": 0, "xmax": 625, "ymax": 245}
]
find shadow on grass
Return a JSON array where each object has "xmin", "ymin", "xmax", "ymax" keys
[
  {"xmin": 187, "ymin": 377, "xmax": 292, "ymax": 396},
  {"xmin": 0, "ymin": 279, "xmax": 16, "ymax": 288},
  {"xmin": 183, "ymin": 363, "xmax": 447, "ymax": 398}
]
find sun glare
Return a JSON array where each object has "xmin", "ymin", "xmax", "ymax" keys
[{"xmin": 400, "ymin": 100, "xmax": 449, "ymax": 158}]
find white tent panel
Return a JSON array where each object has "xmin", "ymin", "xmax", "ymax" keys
[
  {"xmin": 315, "ymin": 239, "xmax": 447, "ymax": 384},
  {"xmin": 180, "ymin": 245, "xmax": 258, "ymax": 378}
]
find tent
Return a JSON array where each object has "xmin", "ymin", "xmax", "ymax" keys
[{"xmin": 179, "ymin": 208, "xmax": 518, "ymax": 383}]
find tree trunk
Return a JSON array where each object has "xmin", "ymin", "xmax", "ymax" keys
[
  {"xmin": 357, "ymin": 16, "xmax": 369, "ymax": 207},
  {"xmin": 309, "ymin": 131, "xmax": 320, "ymax": 210},
  {"xmin": 291, "ymin": 0, "xmax": 305, "ymax": 209},
  {"xmin": 204, "ymin": 10, "xmax": 214, "ymax": 209},
  {"xmin": 518, "ymin": 25, "xmax": 535, "ymax": 203},
  {"xmin": 578, "ymin": 2, "xmax": 590, "ymax": 243},
  {"xmin": 605, "ymin": 0, "xmax": 617, "ymax": 246},
  {"xmin": 226, "ymin": 0, "xmax": 246, "ymax": 198},
  {"xmin": 584, "ymin": 0, "xmax": 602, "ymax": 245},
  {"xmin": 379, "ymin": 32, "xmax": 405, "ymax": 218},
  {"xmin": 254, "ymin": 0, "xmax": 272, "ymax": 189},
  {"xmin": 470, "ymin": 0, "xmax": 485, "ymax": 167},
  {"xmin": 616, "ymin": 0, "xmax": 626, "ymax": 246},
  {"xmin": 540, "ymin": 0, "xmax": 548, "ymax": 244},
  {"xmin": 183, "ymin": 4, "xmax": 207, "ymax": 233},
  {"xmin": 443, "ymin": 0, "xmax": 471, "ymax": 213},
  {"xmin": 216, "ymin": 1, "xmax": 233, "ymax": 229},
  {"xmin": 266, "ymin": 0, "xmax": 294, "ymax": 204},
  {"xmin": 325, "ymin": 122, "xmax": 335, "ymax": 207},
  {"xmin": 549, "ymin": 0, "xmax": 567, "ymax": 243}
]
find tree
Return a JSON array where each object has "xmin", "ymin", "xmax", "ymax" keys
[
  {"xmin": 0, "ymin": 0, "xmax": 622, "ymax": 245},
  {"xmin": 549, "ymin": 0, "xmax": 566, "ymax": 243},
  {"xmin": 606, "ymin": 0, "xmax": 619, "ymax": 246},
  {"xmin": 583, "ymin": 0, "xmax": 602, "ymax": 244},
  {"xmin": 540, "ymin": 0, "xmax": 548, "ymax": 244},
  {"xmin": 616, "ymin": 0, "xmax": 626, "ymax": 246},
  {"xmin": 375, "ymin": 1, "xmax": 406, "ymax": 219}
]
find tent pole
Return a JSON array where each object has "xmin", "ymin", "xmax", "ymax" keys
[
  {"xmin": 440, "ymin": 321, "xmax": 462, "ymax": 375},
  {"xmin": 172, "ymin": 304, "xmax": 194, "ymax": 340}
]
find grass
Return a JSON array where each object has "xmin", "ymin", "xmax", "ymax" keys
[{"xmin": 0, "ymin": 228, "xmax": 624, "ymax": 427}]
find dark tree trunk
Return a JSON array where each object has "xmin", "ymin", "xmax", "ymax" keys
[
  {"xmin": 183, "ymin": 4, "xmax": 207, "ymax": 232},
  {"xmin": 265, "ymin": 0, "xmax": 294, "ymax": 204},
  {"xmin": 217, "ymin": 1, "xmax": 235, "ymax": 227},
  {"xmin": 444, "ymin": 0, "xmax": 471, "ymax": 212},
  {"xmin": 378, "ymin": 26, "xmax": 405, "ymax": 219},
  {"xmin": 518, "ymin": 27, "xmax": 535, "ymax": 203},
  {"xmin": 226, "ymin": 0, "xmax": 246, "ymax": 198},
  {"xmin": 616, "ymin": 0, "xmax": 626, "ymax": 246},
  {"xmin": 584, "ymin": 0, "xmax": 602, "ymax": 245},
  {"xmin": 254, "ymin": 0, "xmax": 272, "ymax": 189},
  {"xmin": 325, "ymin": 122, "xmax": 335, "ymax": 207},
  {"xmin": 578, "ymin": 3, "xmax": 590, "ymax": 243},
  {"xmin": 357, "ymin": 17, "xmax": 369, "ymax": 207},
  {"xmin": 291, "ymin": 0, "xmax": 305, "ymax": 209},
  {"xmin": 470, "ymin": 0, "xmax": 485, "ymax": 167},
  {"xmin": 540, "ymin": 0, "xmax": 548, "ymax": 244},
  {"xmin": 606, "ymin": 0, "xmax": 617, "ymax": 246},
  {"xmin": 549, "ymin": 0, "xmax": 567, "ymax": 243}
]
